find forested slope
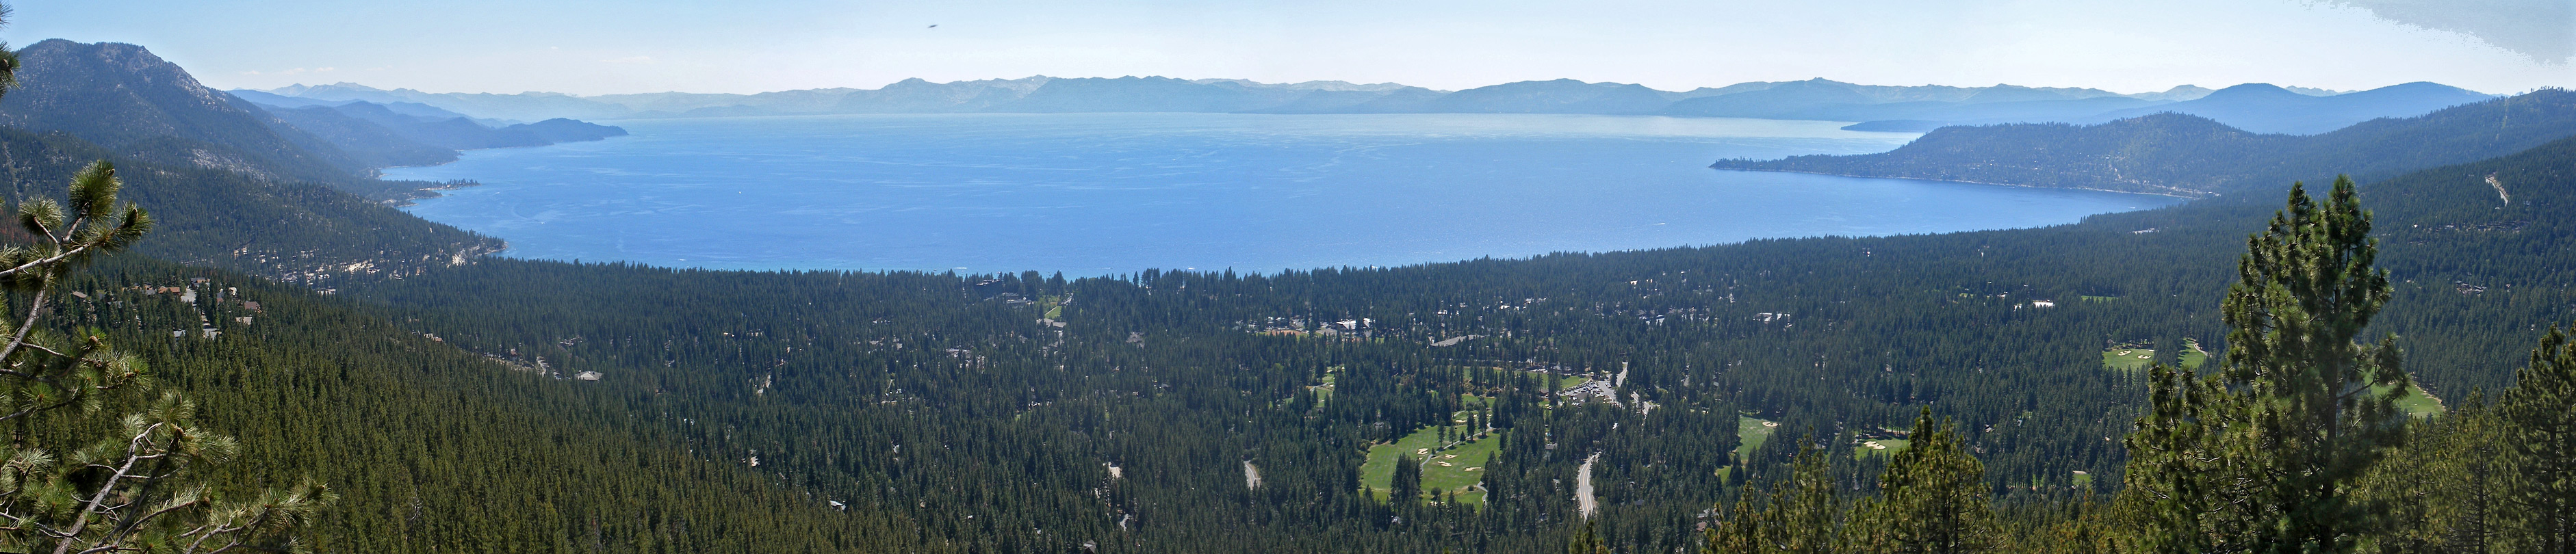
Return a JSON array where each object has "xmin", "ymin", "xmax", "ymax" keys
[
  {"xmin": 1712, "ymin": 89, "xmax": 2576, "ymax": 197},
  {"xmin": 20, "ymin": 256, "xmax": 937, "ymax": 553},
  {"xmin": 0, "ymin": 40, "xmax": 368, "ymax": 183},
  {"xmin": 0, "ymin": 127, "xmax": 498, "ymax": 282}
]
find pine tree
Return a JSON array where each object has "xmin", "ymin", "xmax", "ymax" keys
[
  {"xmin": 1569, "ymin": 520, "xmax": 1610, "ymax": 554},
  {"xmin": 1770, "ymin": 438, "xmax": 1843, "ymax": 554},
  {"xmin": 2359, "ymin": 413, "xmax": 2451, "ymax": 553},
  {"xmin": 2119, "ymin": 177, "xmax": 2409, "ymax": 553},
  {"xmin": 1704, "ymin": 487, "xmax": 1765, "ymax": 554},
  {"xmin": 2501, "ymin": 326, "xmax": 2576, "ymax": 553},
  {"xmin": 1854, "ymin": 408, "xmax": 1996, "ymax": 554},
  {"xmin": 2115, "ymin": 363, "xmax": 2262, "ymax": 553},
  {"xmin": 1701, "ymin": 436, "xmax": 1840, "ymax": 554},
  {"xmin": 2446, "ymin": 393, "xmax": 2504, "ymax": 554},
  {"xmin": 1391, "ymin": 453, "xmax": 1422, "ymax": 504},
  {"xmin": 2216, "ymin": 176, "xmax": 2410, "ymax": 553},
  {"xmin": 0, "ymin": 18, "xmax": 331, "ymax": 551},
  {"xmin": 2031, "ymin": 493, "xmax": 2114, "ymax": 554}
]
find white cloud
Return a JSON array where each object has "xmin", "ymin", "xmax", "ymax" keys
[{"xmin": 2313, "ymin": 0, "xmax": 2575, "ymax": 61}]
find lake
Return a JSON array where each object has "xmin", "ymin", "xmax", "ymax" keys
[{"xmin": 384, "ymin": 113, "xmax": 2181, "ymax": 275}]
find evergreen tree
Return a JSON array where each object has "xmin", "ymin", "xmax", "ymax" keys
[
  {"xmin": 2220, "ymin": 176, "xmax": 2410, "ymax": 553},
  {"xmin": 0, "ymin": 23, "xmax": 331, "ymax": 551},
  {"xmin": 2444, "ymin": 393, "xmax": 2505, "ymax": 554},
  {"xmin": 1390, "ymin": 453, "xmax": 1422, "ymax": 504},
  {"xmin": 0, "ymin": 162, "xmax": 330, "ymax": 553},
  {"xmin": 2026, "ymin": 493, "xmax": 2113, "ymax": 554},
  {"xmin": 1569, "ymin": 520, "xmax": 1609, "ymax": 554},
  {"xmin": 2152, "ymin": 336, "xmax": 2180, "ymax": 368},
  {"xmin": 1704, "ymin": 488, "xmax": 1764, "ymax": 554},
  {"xmin": 2501, "ymin": 326, "xmax": 2576, "ymax": 553},
  {"xmin": 2358, "ymin": 412, "xmax": 2454, "ymax": 553},
  {"xmin": 1702, "ymin": 437, "xmax": 1840, "ymax": 554},
  {"xmin": 2116, "ymin": 362, "xmax": 2263, "ymax": 553},
  {"xmin": 2120, "ymin": 177, "xmax": 2410, "ymax": 553},
  {"xmin": 1854, "ymin": 408, "xmax": 1997, "ymax": 554}
]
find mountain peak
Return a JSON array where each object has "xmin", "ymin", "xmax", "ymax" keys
[
  {"xmin": 0, "ymin": 39, "xmax": 365, "ymax": 181},
  {"xmin": 2370, "ymin": 81, "xmax": 2487, "ymax": 96},
  {"xmin": 7, "ymin": 40, "xmax": 243, "ymax": 135},
  {"xmin": 2206, "ymin": 83, "xmax": 2302, "ymax": 98}
]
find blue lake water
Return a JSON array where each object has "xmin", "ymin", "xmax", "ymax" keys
[{"xmin": 385, "ymin": 113, "xmax": 2182, "ymax": 275}]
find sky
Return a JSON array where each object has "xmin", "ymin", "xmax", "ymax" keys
[{"xmin": 10, "ymin": 0, "xmax": 2571, "ymax": 96}]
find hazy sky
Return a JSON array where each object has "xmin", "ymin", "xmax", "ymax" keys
[{"xmin": 12, "ymin": 0, "xmax": 2571, "ymax": 96}]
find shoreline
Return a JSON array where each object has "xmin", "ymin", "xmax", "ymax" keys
[
  {"xmin": 375, "ymin": 134, "xmax": 638, "ymax": 205},
  {"xmin": 1705, "ymin": 166, "xmax": 2211, "ymax": 200}
]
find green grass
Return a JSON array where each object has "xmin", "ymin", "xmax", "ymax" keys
[
  {"xmin": 1361, "ymin": 406, "xmax": 1506, "ymax": 505},
  {"xmin": 1421, "ymin": 430, "xmax": 1504, "ymax": 505},
  {"xmin": 2388, "ymin": 382, "xmax": 2445, "ymax": 417},
  {"xmin": 1736, "ymin": 416, "xmax": 1778, "ymax": 462},
  {"xmin": 2072, "ymin": 471, "xmax": 2094, "ymax": 488},
  {"xmin": 2093, "ymin": 344, "xmax": 2442, "ymax": 417},
  {"xmin": 1855, "ymin": 438, "xmax": 1909, "ymax": 458},
  {"xmin": 1360, "ymin": 427, "xmax": 1447, "ymax": 500},
  {"xmin": 2081, "ymin": 295, "xmax": 2120, "ymax": 302},
  {"xmin": 2102, "ymin": 346, "xmax": 2209, "ymax": 372},
  {"xmin": 1457, "ymin": 393, "xmax": 1491, "ymax": 410},
  {"xmin": 2103, "ymin": 348, "xmax": 2156, "ymax": 371}
]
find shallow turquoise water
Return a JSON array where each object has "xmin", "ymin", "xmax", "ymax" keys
[{"xmin": 385, "ymin": 113, "xmax": 2180, "ymax": 275}]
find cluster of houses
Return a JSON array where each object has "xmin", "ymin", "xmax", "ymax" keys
[
  {"xmin": 1249, "ymin": 317, "xmax": 1374, "ymax": 337},
  {"xmin": 113, "ymin": 278, "xmax": 266, "ymax": 340}
]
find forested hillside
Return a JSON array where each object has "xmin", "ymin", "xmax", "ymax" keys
[
  {"xmin": 0, "ymin": 40, "xmax": 370, "ymax": 183},
  {"xmin": 1713, "ymin": 89, "xmax": 2576, "ymax": 197},
  {"xmin": 55, "ymin": 257, "xmax": 929, "ymax": 552},
  {"xmin": 0, "ymin": 127, "xmax": 499, "ymax": 282}
]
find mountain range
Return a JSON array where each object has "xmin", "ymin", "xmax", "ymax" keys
[
  {"xmin": 0, "ymin": 40, "xmax": 626, "ymax": 203},
  {"xmin": 237, "ymin": 76, "xmax": 2493, "ymax": 137},
  {"xmin": 1711, "ymin": 90, "xmax": 2576, "ymax": 197}
]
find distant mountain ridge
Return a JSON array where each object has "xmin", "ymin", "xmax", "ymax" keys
[
  {"xmin": 0, "ymin": 39, "xmax": 627, "ymax": 196},
  {"xmin": 0, "ymin": 40, "xmax": 503, "ymax": 281},
  {"xmin": 0, "ymin": 40, "xmax": 371, "ymax": 183},
  {"xmin": 1710, "ymin": 89, "xmax": 2576, "ymax": 197},
  {"xmin": 237, "ymin": 77, "xmax": 2493, "ymax": 137},
  {"xmin": 2070, "ymin": 82, "xmax": 2497, "ymax": 134},
  {"xmin": 254, "ymin": 100, "xmax": 626, "ymax": 169}
]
